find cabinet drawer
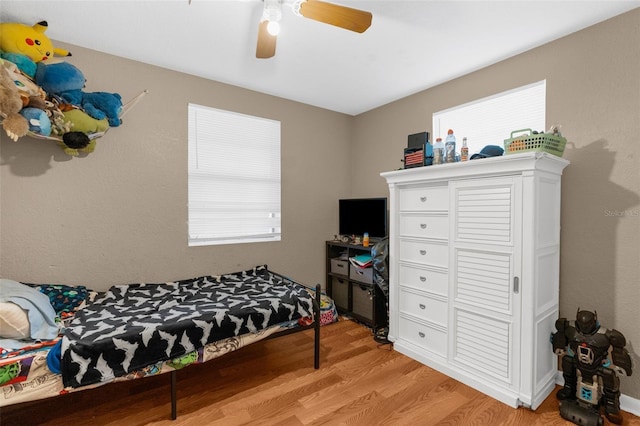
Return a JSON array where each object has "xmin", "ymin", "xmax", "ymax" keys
[
  {"xmin": 331, "ymin": 277, "xmax": 348, "ymax": 310},
  {"xmin": 399, "ymin": 239, "xmax": 448, "ymax": 268},
  {"xmin": 349, "ymin": 264, "xmax": 373, "ymax": 284},
  {"xmin": 399, "ymin": 290, "xmax": 447, "ymax": 327},
  {"xmin": 352, "ymin": 283, "xmax": 374, "ymax": 320},
  {"xmin": 330, "ymin": 258, "xmax": 348, "ymax": 275},
  {"xmin": 400, "ymin": 186, "xmax": 448, "ymax": 212},
  {"xmin": 399, "ymin": 264, "xmax": 448, "ymax": 297},
  {"xmin": 399, "ymin": 214, "xmax": 448, "ymax": 240},
  {"xmin": 398, "ymin": 317, "xmax": 447, "ymax": 357}
]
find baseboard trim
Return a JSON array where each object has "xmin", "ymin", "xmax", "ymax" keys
[
  {"xmin": 620, "ymin": 394, "xmax": 640, "ymax": 417},
  {"xmin": 555, "ymin": 371, "xmax": 639, "ymax": 417}
]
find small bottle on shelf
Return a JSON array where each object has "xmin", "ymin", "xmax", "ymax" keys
[
  {"xmin": 433, "ymin": 138, "xmax": 444, "ymax": 165},
  {"xmin": 362, "ymin": 232, "xmax": 369, "ymax": 247},
  {"xmin": 445, "ymin": 129, "xmax": 456, "ymax": 163},
  {"xmin": 461, "ymin": 137, "xmax": 469, "ymax": 161}
]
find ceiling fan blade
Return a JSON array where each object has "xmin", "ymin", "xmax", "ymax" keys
[
  {"xmin": 299, "ymin": 0, "xmax": 372, "ymax": 33},
  {"xmin": 256, "ymin": 21, "xmax": 277, "ymax": 58}
]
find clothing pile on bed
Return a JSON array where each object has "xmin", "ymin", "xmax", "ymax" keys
[{"xmin": 0, "ymin": 266, "xmax": 338, "ymax": 407}]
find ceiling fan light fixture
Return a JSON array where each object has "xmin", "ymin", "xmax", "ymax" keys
[
  {"xmin": 267, "ymin": 20, "xmax": 280, "ymax": 36},
  {"xmin": 262, "ymin": 0, "xmax": 283, "ymax": 35}
]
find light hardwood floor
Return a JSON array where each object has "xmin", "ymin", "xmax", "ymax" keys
[{"xmin": 1, "ymin": 319, "xmax": 639, "ymax": 426}]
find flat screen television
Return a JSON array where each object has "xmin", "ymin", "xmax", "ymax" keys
[{"xmin": 339, "ymin": 198, "xmax": 388, "ymax": 239}]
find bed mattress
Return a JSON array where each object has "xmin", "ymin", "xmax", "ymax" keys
[
  {"xmin": 1, "ymin": 265, "xmax": 337, "ymax": 407},
  {"xmin": 61, "ymin": 265, "xmax": 315, "ymax": 388}
]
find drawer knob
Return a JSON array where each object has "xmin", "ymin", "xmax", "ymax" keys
[
  {"xmin": 419, "ymin": 276, "xmax": 426, "ymax": 282},
  {"xmin": 419, "ymin": 249, "xmax": 427, "ymax": 255},
  {"xmin": 420, "ymin": 223, "xmax": 427, "ymax": 229},
  {"xmin": 420, "ymin": 196, "xmax": 427, "ymax": 202},
  {"xmin": 418, "ymin": 332, "xmax": 426, "ymax": 338},
  {"xmin": 419, "ymin": 304, "xmax": 426, "ymax": 310}
]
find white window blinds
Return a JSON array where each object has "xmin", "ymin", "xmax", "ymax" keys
[
  {"xmin": 432, "ymin": 80, "xmax": 546, "ymax": 157},
  {"xmin": 188, "ymin": 104, "xmax": 281, "ymax": 246}
]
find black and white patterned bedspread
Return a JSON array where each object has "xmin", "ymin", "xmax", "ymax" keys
[{"xmin": 60, "ymin": 266, "xmax": 314, "ymax": 388}]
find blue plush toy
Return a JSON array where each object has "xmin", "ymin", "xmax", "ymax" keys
[
  {"xmin": 61, "ymin": 90, "xmax": 122, "ymax": 127},
  {"xmin": 20, "ymin": 107, "xmax": 52, "ymax": 136},
  {"xmin": 35, "ymin": 61, "xmax": 84, "ymax": 94},
  {"xmin": 0, "ymin": 51, "xmax": 37, "ymax": 78},
  {"xmin": 35, "ymin": 61, "xmax": 123, "ymax": 127}
]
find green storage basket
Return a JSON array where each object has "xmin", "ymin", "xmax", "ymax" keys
[{"xmin": 504, "ymin": 129, "xmax": 566, "ymax": 157}]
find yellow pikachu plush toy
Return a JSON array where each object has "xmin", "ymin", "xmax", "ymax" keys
[{"xmin": 0, "ymin": 21, "xmax": 71, "ymax": 63}]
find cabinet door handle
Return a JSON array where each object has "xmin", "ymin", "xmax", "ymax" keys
[
  {"xmin": 513, "ymin": 276, "xmax": 520, "ymax": 294},
  {"xmin": 419, "ymin": 250, "xmax": 427, "ymax": 255},
  {"xmin": 420, "ymin": 223, "xmax": 427, "ymax": 229},
  {"xmin": 418, "ymin": 332, "xmax": 426, "ymax": 338},
  {"xmin": 419, "ymin": 276, "xmax": 426, "ymax": 282},
  {"xmin": 419, "ymin": 304, "xmax": 426, "ymax": 310},
  {"xmin": 420, "ymin": 196, "xmax": 427, "ymax": 202}
]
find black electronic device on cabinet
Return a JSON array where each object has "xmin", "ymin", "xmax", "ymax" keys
[
  {"xmin": 404, "ymin": 131, "xmax": 433, "ymax": 168},
  {"xmin": 338, "ymin": 197, "xmax": 388, "ymax": 241}
]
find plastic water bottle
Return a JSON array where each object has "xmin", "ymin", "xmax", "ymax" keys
[
  {"xmin": 445, "ymin": 129, "xmax": 456, "ymax": 163},
  {"xmin": 433, "ymin": 137, "xmax": 444, "ymax": 165},
  {"xmin": 461, "ymin": 137, "xmax": 469, "ymax": 161},
  {"xmin": 424, "ymin": 139, "xmax": 434, "ymax": 166}
]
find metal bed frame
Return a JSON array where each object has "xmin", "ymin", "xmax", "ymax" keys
[{"xmin": 168, "ymin": 279, "xmax": 322, "ymax": 420}]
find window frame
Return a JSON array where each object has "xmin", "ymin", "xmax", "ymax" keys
[
  {"xmin": 432, "ymin": 80, "xmax": 546, "ymax": 158},
  {"xmin": 187, "ymin": 103, "xmax": 281, "ymax": 247}
]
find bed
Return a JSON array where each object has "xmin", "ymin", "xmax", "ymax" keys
[{"xmin": 0, "ymin": 265, "xmax": 336, "ymax": 419}]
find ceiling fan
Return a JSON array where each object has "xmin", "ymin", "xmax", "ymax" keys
[{"xmin": 256, "ymin": 0, "xmax": 372, "ymax": 59}]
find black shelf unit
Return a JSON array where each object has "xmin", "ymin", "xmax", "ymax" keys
[{"xmin": 325, "ymin": 240, "xmax": 387, "ymax": 328}]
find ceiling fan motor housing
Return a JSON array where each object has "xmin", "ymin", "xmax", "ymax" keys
[{"xmin": 263, "ymin": 0, "xmax": 283, "ymax": 23}]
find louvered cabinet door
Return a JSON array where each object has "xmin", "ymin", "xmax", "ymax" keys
[{"xmin": 449, "ymin": 177, "xmax": 522, "ymax": 395}]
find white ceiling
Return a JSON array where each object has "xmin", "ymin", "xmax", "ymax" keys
[{"xmin": 2, "ymin": 1, "xmax": 638, "ymax": 115}]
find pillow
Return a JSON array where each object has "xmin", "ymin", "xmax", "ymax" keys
[
  {"xmin": 0, "ymin": 278, "xmax": 59, "ymax": 345},
  {"xmin": 0, "ymin": 302, "xmax": 30, "ymax": 339},
  {"xmin": 29, "ymin": 284, "xmax": 89, "ymax": 319}
]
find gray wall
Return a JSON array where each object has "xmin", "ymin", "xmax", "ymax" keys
[
  {"xmin": 352, "ymin": 9, "xmax": 640, "ymax": 398},
  {"xmin": 0, "ymin": 42, "xmax": 353, "ymax": 290},
  {"xmin": 1, "ymin": 8, "xmax": 638, "ymax": 399}
]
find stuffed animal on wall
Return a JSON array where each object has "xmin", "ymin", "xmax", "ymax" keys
[
  {"xmin": 52, "ymin": 106, "xmax": 98, "ymax": 156},
  {"xmin": 40, "ymin": 97, "xmax": 72, "ymax": 137},
  {"xmin": 0, "ymin": 60, "xmax": 29, "ymax": 141},
  {"xmin": 0, "ymin": 21, "xmax": 71, "ymax": 63},
  {"xmin": 27, "ymin": 95, "xmax": 46, "ymax": 110},
  {"xmin": 0, "ymin": 52, "xmax": 37, "ymax": 78},
  {"xmin": 59, "ymin": 133, "xmax": 96, "ymax": 157},
  {"xmin": 2, "ymin": 58, "xmax": 46, "ymax": 107},
  {"xmin": 20, "ymin": 107, "xmax": 52, "ymax": 136},
  {"xmin": 61, "ymin": 108, "xmax": 109, "ymax": 135},
  {"xmin": 0, "ymin": 22, "xmax": 144, "ymax": 154},
  {"xmin": 35, "ymin": 61, "xmax": 123, "ymax": 127},
  {"xmin": 34, "ymin": 61, "xmax": 84, "ymax": 95},
  {"xmin": 62, "ymin": 90, "xmax": 122, "ymax": 127}
]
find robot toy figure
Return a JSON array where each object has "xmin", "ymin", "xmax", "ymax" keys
[{"xmin": 552, "ymin": 309, "xmax": 633, "ymax": 426}]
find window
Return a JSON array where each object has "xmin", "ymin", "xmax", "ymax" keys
[
  {"xmin": 432, "ymin": 80, "xmax": 546, "ymax": 157},
  {"xmin": 188, "ymin": 104, "xmax": 281, "ymax": 246}
]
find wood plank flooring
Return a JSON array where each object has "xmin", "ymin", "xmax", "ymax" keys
[{"xmin": 1, "ymin": 319, "xmax": 639, "ymax": 426}]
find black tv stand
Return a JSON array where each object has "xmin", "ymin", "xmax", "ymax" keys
[{"xmin": 325, "ymin": 240, "xmax": 387, "ymax": 329}]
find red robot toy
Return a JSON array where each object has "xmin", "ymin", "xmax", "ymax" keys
[{"xmin": 552, "ymin": 309, "xmax": 633, "ymax": 426}]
